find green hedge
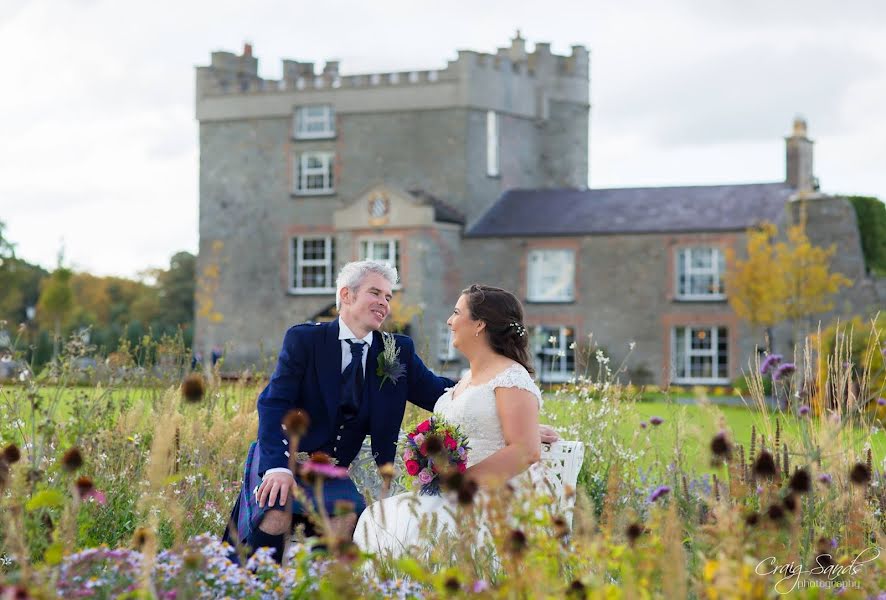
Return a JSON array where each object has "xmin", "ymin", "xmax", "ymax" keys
[{"xmin": 848, "ymin": 195, "xmax": 886, "ymax": 275}]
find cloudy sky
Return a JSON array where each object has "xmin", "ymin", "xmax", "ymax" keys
[{"xmin": 1, "ymin": 0, "xmax": 884, "ymax": 277}]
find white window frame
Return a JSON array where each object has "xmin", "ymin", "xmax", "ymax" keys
[
  {"xmin": 358, "ymin": 238, "xmax": 402, "ymax": 289},
  {"xmin": 294, "ymin": 152, "xmax": 335, "ymax": 195},
  {"xmin": 486, "ymin": 110, "xmax": 499, "ymax": 177},
  {"xmin": 290, "ymin": 236, "xmax": 336, "ymax": 294},
  {"xmin": 294, "ymin": 105, "xmax": 335, "ymax": 139},
  {"xmin": 675, "ymin": 247, "xmax": 726, "ymax": 300},
  {"xmin": 527, "ymin": 249, "xmax": 575, "ymax": 302},
  {"xmin": 671, "ymin": 325, "xmax": 730, "ymax": 384},
  {"xmin": 437, "ymin": 323, "xmax": 457, "ymax": 362},
  {"xmin": 534, "ymin": 326, "xmax": 575, "ymax": 383}
]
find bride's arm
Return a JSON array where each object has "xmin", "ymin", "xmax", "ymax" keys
[{"xmin": 465, "ymin": 387, "xmax": 541, "ymax": 487}]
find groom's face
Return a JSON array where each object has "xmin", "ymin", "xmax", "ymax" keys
[{"xmin": 339, "ymin": 272, "xmax": 393, "ymax": 333}]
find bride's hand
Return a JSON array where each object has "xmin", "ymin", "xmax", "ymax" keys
[{"xmin": 539, "ymin": 424, "xmax": 559, "ymax": 444}]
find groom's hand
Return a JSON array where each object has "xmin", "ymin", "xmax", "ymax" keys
[
  {"xmin": 257, "ymin": 471, "xmax": 298, "ymax": 508},
  {"xmin": 539, "ymin": 424, "xmax": 560, "ymax": 444}
]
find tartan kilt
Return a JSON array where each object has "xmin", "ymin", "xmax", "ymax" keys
[{"xmin": 222, "ymin": 441, "xmax": 367, "ymax": 547}]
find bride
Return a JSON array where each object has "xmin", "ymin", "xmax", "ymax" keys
[{"xmin": 354, "ymin": 284, "xmax": 546, "ymax": 555}]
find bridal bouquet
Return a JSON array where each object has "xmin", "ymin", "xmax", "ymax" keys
[{"xmin": 402, "ymin": 416, "xmax": 470, "ymax": 496}]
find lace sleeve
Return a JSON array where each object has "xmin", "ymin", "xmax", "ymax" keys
[{"xmin": 490, "ymin": 364, "xmax": 543, "ymax": 409}]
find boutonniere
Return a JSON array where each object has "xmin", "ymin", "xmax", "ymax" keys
[{"xmin": 376, "ymin": 332, "xmax": 406, "ymax": 389}]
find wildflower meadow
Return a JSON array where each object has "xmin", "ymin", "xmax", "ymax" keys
[{"xmin": 1, "ymin": 317, "xmax": 885, "ymax": 598}]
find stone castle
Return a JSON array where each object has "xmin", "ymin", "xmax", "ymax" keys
[{"xmin": 195, "ymin": 34, "xmax": 882, "ymax": 385}]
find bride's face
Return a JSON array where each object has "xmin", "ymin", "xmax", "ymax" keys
[{"xmin": 447, "ymin": 294, "xmax": 482, "ymax": 349}]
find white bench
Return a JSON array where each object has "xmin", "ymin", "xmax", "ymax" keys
[{"xmin": 540, "ymin": 440, "xmax": 585, "ymax": 526}]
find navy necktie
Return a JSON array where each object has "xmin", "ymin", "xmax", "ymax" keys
[{"xmin": 341, "ymin": 339, "xmax": 366, "ymax": 420}]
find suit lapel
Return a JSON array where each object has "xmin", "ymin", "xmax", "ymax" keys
[{"xmin": 317, "ymin": 319, "xmax": 341, "ymax": 425}]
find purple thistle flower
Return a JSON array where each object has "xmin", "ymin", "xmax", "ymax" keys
[
  {"xmin": 639, "ymin": 421, "xmax": 647, "ymax": 429},
  {"xmin": 818, "ymin": 473, "xmax": 832, "ymax": 486},
  {"xmin": 650, "ymin": 416, "xmax": 664, "ymax": 426},
  {"xmin": 798, "ymin": 405, "xmax": 811, "ymax": 416},
  {"xmin": 760, "ymin": 353, "xmax": 783, "ymax": 375},
  {"xmin": 648, "ymin": 485, "xmax": 671, "ymax": 502},
  {"xmin": 878, "ymin": 398, "xmax": 886, "ymax": 406},
  {"xmin": 472, "ymin": 580, "xmax": 489, "ymax": 593},
  {"xmin": 773, "ymin": 362, "xmax": 796, "ymax": 381}
]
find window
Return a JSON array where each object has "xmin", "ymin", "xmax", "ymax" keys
[
  {"xmin": 294, "ymin": 152, "xmax": 335, "ymax": 194},
  {"xmin": 291, "ymin": 236, "xmax": 336, "ymax": 293},
  {"xmin": 527, "ymin": 249, "xmax": 575, "ymax": 302},
  {"xmin": 672, "ymin": 326, "xmax": 729, "ymax": 383},
  {"xmin": 437, "ymin": 323, "xmax": 457, "ymax": 362},
  {"xmin": 486, "ymin": 110, "xmax": 499, "ymax": 177},
  {"xmin": 676, "ymin": 247, "xmax": 725, "ymax": 300},
  {"xmin": 534, "ymin": 326, "xmax": 575, "ymax": 383},
  {"xmin": 359, "ymin": 239, "xmax": 401, "ymax": 288},
  {"xmin": 294, "ymin": 105, "xmax": 335, "ymax": 139}
]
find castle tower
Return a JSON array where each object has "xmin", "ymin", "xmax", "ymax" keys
[{"xmin": 785, "ymin": 116, "xmax": 816, "ymax": 193}]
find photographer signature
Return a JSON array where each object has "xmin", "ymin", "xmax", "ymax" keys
[{"xmin": 755, "ymin": 547, "xmax": 880, "ymax": 594}]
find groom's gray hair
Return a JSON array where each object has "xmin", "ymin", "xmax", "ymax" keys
[{"xmin": 335, "ymin": 260, "xmax": 399, "ymax": 310}]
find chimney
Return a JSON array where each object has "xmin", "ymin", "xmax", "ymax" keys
[
  {"xmin": 785, "ymin": 116, "xmax": 816, "ymax": 192},
  {"xmin": 509, "ymin": 30, "xmax": 527, "ymax": 63}
]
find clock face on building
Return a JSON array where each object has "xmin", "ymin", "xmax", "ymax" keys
[{"xmin": 368, "ymin": 193, "xmax": 390, "ymax": 225}]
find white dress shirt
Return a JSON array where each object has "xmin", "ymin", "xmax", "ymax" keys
[{"xmin": 262, "ymin": 318, "xmax": 374, "ymax": 480}]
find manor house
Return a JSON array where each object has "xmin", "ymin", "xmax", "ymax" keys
[{"xmin": 194, "ymin": 34, "xmax": 883, "ymax": 386}]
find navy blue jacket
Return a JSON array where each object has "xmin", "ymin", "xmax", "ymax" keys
[{"xmin": 256, "ymin": 319, "xmax": 454, "ymax": 476}]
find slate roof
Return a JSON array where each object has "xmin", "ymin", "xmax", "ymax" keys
[
  {"xmin": 466, "ymin": 182, "xmax": 796, "ymax": 237},
  {"xmin": 408, "ymin": 189, "xmax": 466, "ymax": 225}
]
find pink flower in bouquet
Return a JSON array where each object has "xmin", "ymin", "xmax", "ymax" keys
[
  {"xmin": 417, "ymin": 468, "xmax": 434, "ymax": 485},
  {"xmin": 405, "ymin": 460, "xmax": 420, "ymax": 476},
  {"xmin": 413, "ymin": 433, "xmax": 426, "ymax": 447},
  {"xmin": 416, "ymin": 420, "xmax": 431, "ymax": 434},
  {"xmin": 457, "ymin": 447, "xmax": 467, "ymax": 460},
  {"xmin": 403, "ymin": 448, "xmax": 415, "ymax": 461},
  {"xmin": 444, "ymin": 434, "xmax": 457, "ymax": 451},
  {"xmin": 458, "ymin": 462, "xmax": 467, "ymax": 473}
]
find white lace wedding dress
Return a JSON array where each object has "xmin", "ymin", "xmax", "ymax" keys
[{"xmin": 353, "ymin": 363, "xmax": 546, "ymax": 556}]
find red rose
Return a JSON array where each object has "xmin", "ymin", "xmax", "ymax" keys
[
  {"xmin": 416, "ymin": 420, "xmax": 431, "ymax": 434},
  {"xmin": 405, "ymin": 460, "xmax": 420, "ymax": 476},
  {"xmin": 458, "ymin": 462, "xmax": 467, "ymax": 473},
  {"xmin": 444, "ymin": 434, "xmax": 457, "ymax": 451},
  {"xmin": 419, "ymin": 443, "xmax": 428, "ymax": 457}
]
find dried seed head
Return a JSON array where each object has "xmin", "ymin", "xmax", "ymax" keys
[
  {"xmin": 442, "ymin": 471, "xmax": 465, "ymax": 493},
  {"xmin": 744, "ymin": 512, "xmax": 760, "ymax": 527},
  {"xmin": 782, "ymin": 494, "xmax": 798, "ymax": 513},
  {"xmin": 75, "ymin": 476, "xmax": 94, "ymax": 498},
  {"xmin": 180, "ymin": 373, "xmax": 205, "ymax": 403},
  {"xmin": 61, "ymin": 447, "xmax": 84, "ymax": 472},
  {"xmin": 183, "ymin": 549, "xmax": 205, "ymax": 570},
  {"xmin": 505, "ymin": 529, "xmax": 528, "ymax": 556},
  {"xmin": 310, "ymin": 452, "xmax": 333, "ymax": 465},
  {"xmin": 552, "ymin": 515, "xmax": 570, "ymax": 539},
  {"xmin": 710, "ymin": 431, "xmax": 733, "ymax": 461},
  {"xmin": 444, "ymin": 576, "xmax": 461, "ymax": 593},
  {"xmin": 753, "ymin": 450, "xmax": 777, "ymax": 479},
  {"xmin": 788, "ymin": 468, "xmax": 811, "ymax": 494},
  {"xmin": 0, "ymin": 462, "xmax": 9, "ymax": 492},
  {"xmin": 849, "ymin": 462, "xmax": 871, "ymax": 486},
  {"xmin": 282, "ymin": 409, "xmax": 310, "ymax": 437},
  {"xmin": 3, "ymin": 444, "xmax": 21, "ymax": 464},
  {"xmin": 567, "ymin": 580, "xmax": 587, "ymax": 599},
  {"xmin": 456, "ymin": 479, "xmax": 478, "ymax": 506},
  {"xmin": 766, "ymin": 504, "xmax": 785, "ymax": 522},
  {"xmin": 626, "ymin": 522, "xmax": 645, "ymax": 544},
  {"xmin": 132, "ymin": 527, "xmax": 155, "ymax": 550},
  {"xmin": 334, "ymin": 540, "xmax": 360, "ymax": 562},
  {"xmin": 563, "ymin": 484, "xmax": 576, "ymax": 500},
  {"xmin": 424, "ymin": 434, "xmax": 444, "ymax": 455},
  {"xmin": 377, "ymin": 462, "xmax": 395, "ymax": 482}
]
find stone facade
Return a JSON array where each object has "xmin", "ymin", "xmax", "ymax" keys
[{"xmin": 195, "ymin": 36, "xmax": 882, "ymax": 386}]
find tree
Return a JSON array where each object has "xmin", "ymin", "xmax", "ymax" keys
[
  {"xmin": 725, "ymin": 220, "xmax": 852, "ymax": 349},
  {"xmin": 724, "ymin": 223, "xmax": 786, "ymax": 346},
  {"xmin": 36, "ymin": 266, "xmax": 75, "ymax": 357},
  {"xmin": 155, "ymin": 251, "xmax": 195, "ymax": 328},
  {"xmin": 847, "ymin": 196, "xmax": 886, "ymax": 275}
]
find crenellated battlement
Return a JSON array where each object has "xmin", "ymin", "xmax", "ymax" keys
[{"xmin": 196, "ymin": 33, "xmax": 588, "ymax": 101}]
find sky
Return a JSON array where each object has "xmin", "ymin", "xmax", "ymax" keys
[{"xmin": 1, "ymin": 0, "xmax": 885, "ymax": 278}]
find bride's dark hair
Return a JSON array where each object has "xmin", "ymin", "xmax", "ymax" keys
[{"xmin": 461, "ymin": 284, "xmax": 534, "ymax": 375}]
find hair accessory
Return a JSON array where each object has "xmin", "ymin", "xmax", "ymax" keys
[{"xmin": 510, "ymin": 322, "xmax": 527, "ymax": 337}]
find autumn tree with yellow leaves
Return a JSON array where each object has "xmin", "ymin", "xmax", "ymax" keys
[{"xmin": 725, "ymin": 220, "xmax": 852, "ymax": 348}]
